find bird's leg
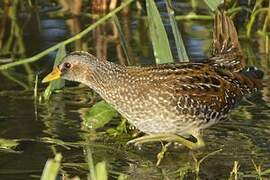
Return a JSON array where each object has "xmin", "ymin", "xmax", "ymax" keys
[{"xmin": 127, "ymin": 133, "xmax": 205, "ymax": 150}]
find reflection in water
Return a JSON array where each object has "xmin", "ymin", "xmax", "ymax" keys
[
  {"xmin": 0, "ymin": 1, "xmax": 269, "ymax": 179},
  {"xmin": 93, "ymin": 19, "xmax": 131, "ymax": 65},
  {"xmin": 0, "ymin": 0, "xmax": 26, "ymax": 57},
  {"xmin": 58, "ymin": 0, "xmax": 82, "ymax": 15}
]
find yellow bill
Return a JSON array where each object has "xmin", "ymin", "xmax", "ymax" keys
[{"xmin": 42, "ymin": 67, "xmax": 61, "ymax": 83}]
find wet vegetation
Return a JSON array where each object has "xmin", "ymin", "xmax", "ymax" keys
[{"xmin": 0, "ymin": 0, "xmax": 269, "ymax": 179}]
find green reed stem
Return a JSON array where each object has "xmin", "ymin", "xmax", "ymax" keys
[
  {"xmin": 112, "ymin": 15, "xmax": 132, "ymax": 65},
  {"xmin": 246, "ymin": 8, "xmax": 269, "ymax": 38}
]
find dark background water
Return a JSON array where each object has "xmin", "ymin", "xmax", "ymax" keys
[{"xmin": 0, "ymin": 0, "xmax": 269, "ymax": 179}]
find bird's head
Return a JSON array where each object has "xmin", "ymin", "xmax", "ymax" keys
[{"xmin": 42, "ymin": 51, "xmax": 99, "ymax": 84}]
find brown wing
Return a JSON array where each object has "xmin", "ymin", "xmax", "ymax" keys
[
  {"xmin": 127, "ymin": 63, "xmax": 260, "ymax": 115},
  {"xmin": 128, "ymin": 63, "xmax": 241, "ymax": 112},
  {"xmin": 166, "ymin": 65, "xmax": 243, "ymax": 114},
  {"xmin": 168, "ymin": 67, "xmax": 262, "ymax": 118}
]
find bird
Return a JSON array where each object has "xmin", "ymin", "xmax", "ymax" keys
[{"xmin": 42, "ymin": 11, "xmax": 263, "ymax": 149}]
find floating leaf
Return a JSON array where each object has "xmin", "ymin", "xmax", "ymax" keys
[
  {"xmin": 43, "ymin": 45, "xmax": 66, "ymax": 100},
  {"xmin": 146, "ymin": 0, "xmax": 173, "ymax": 64},
  {"xmin": 82, "ymin": 101, "xmax": 118, "ymax": 130},
  {"xmin": 0, "ymin": 138, "xmax": 18, "ymax": 150},
  {"xmin": 203, "ymin": 0, "xmax": 224, "ymax": 11}
]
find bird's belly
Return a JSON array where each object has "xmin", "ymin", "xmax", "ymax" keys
[
  {"xmin": 115, "ymin": 104, "xmax": 178, "ymax": 133},
  {"xmin": 131, "ymin": 114, "xmax": 224, "ymax": 136},
  {"xmin": 131, "ymin": 115, "xmax": 179, "ymax": 134},
  {"xmin": 117, "ymin": 106, "xmax": 205, "ymax": 135},
  {"xmin": 104, "ymin": 90, "xmax": 226, "ymax": 136},
  {"xmin": 117, "ymin": 104, "xmax": 226, "ymax": 136}
]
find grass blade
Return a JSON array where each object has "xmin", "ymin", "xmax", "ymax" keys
[
  {"xmin": 146, "ymin": 0, "xmax": 173, "ymax": 64},
  {"xmin": 203, "ymin": 0, "xmax": 224, "ymax": 11},
  {"xmin": 112, "ymin": 15, "xmax": 131, "ymax": 65},
  {"xmin": 165, "ymin": 0, "xmax": 189, "ymax": 62},
  {"xmin": 86, "ymin": 146, "xmax": 96, "ymax": 180},
  {"xmin": 85, "ymin": 144, "xmax": 108, "ymax": 180},
  {"xmin": 95, "ymin": 161, "xmax": 108, "ymax": 180},
  {"xmin": 41, "ymin": 153, "xmax": 62, "ymax": 180}
]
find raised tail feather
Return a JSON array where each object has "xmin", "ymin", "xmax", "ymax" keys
[
  {"xmin": 208, "ymin": 10, "xmax": 245, "ymax": 72},
  {"xmin": 209, "ymin": 10, "xmax": 264, "ymax": 91}
]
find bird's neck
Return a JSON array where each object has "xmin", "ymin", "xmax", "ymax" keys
[{"xmin": 83, "ymin": 61, "xmax": 130, "ymax": 101}]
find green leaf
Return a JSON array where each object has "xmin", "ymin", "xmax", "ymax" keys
[
  {"xmin": 43, "ymin": 45, "xmax": 66, "ymax": 100},
  {"xmin": 82, "ymin": 101, "xmax": 118, "ymax": 130},
  {"xmin": 203, "ymin": 0, "xmax": 224, "ymax": 11},
  {"xmin": 146, "ymin": 0, "xmax": 173, "ymax": 64},
  {"xmin": 165, "ymin": 0, "xmax": 189, "ymax": 62},
  {"xmin": 41, "ymin": 153, "xmax": 62, "ymax": 180}
]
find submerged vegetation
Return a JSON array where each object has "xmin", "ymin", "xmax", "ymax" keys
[{"xmin": 0, "ymin": 0, "xmax": 269, "ymax": 179}]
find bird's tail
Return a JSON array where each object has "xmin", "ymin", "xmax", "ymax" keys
[
  {"xmin": 209, "ymin": 10, "xmax": 245, "ymax": 72},
  {"xmin": 210, "ymin": 10, "xmax": 264, "ymax": 89}
]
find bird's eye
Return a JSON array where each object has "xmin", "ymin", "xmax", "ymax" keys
[{"xmin": 63, "ymin": 62, "xmax": 71, "ymax": 69}]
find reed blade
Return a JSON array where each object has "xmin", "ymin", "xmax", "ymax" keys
[
  {"xmin": 165, "ymin": 0, "xmax": 189, "ymax": 62},
  {"xmin": 146, "ymin": 0, "xmax": 173, "ymax": 64}
]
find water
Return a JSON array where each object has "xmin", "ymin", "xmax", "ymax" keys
[{"xmin": 0, "ymin": 1, "xmax": 269, "ymax": 179}]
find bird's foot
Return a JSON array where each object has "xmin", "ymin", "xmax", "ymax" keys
[
  {"xmin": 127, "ymin": 133, "xmax": 205, "ymax": 166},
  {"xmin": 127, "ymin": 133, "xmax": 205, "ymax": 150}
]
